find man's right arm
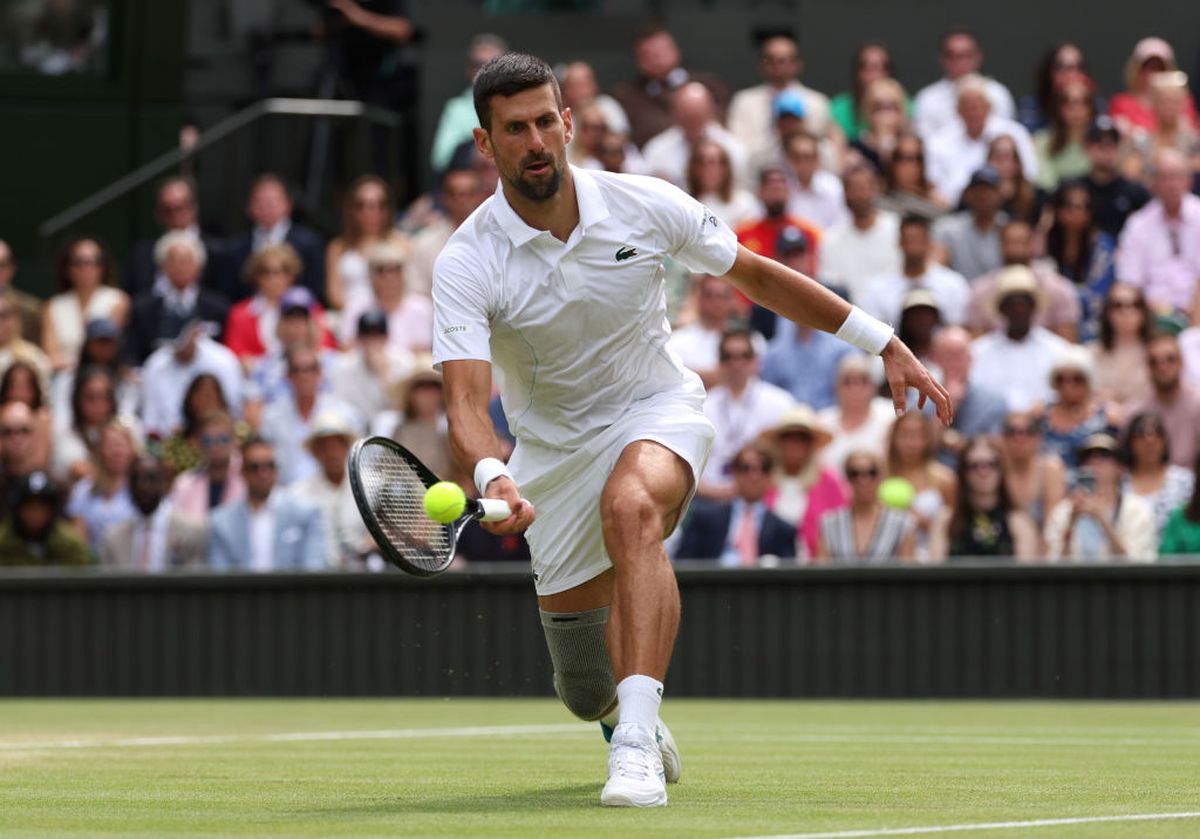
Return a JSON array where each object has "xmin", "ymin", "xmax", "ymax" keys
[{"xmin": 442, "ymin": 359, "xmax": 535, "ymax": 535}]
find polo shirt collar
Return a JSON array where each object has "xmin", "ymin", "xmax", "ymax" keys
[{"xmin": 490, "ymin": 165, "xmax": 609, "ymax": 248}]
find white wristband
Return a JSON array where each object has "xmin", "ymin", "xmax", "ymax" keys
[
  {"xmin": 835, "ymin": 306, "xmax": 894, "ymax": 355},
  {"xmin": 473, "ymin": 457, "xmax": 512, "ymax": 496}
]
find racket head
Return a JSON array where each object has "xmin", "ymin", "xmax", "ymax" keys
[{"xmin": 348, "ymin": 436, "xmax": 467, "ymax": 577}]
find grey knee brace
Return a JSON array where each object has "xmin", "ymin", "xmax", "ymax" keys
[{"xmin": 539, "ymin": 606, "xmax": 616, "ymax": 721}]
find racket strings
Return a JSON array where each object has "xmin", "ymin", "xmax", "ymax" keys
[{"xmin": 357, "ymin": 443, "xmax": 451, "ymax": 571}]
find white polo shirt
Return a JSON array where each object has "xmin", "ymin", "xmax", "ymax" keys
[{"xmin": 433, "ymin": 167, "xmax": 739, "ymax": 450}]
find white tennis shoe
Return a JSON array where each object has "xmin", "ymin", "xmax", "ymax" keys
[
  {"xmin": 655, "ymin": 717, "xmax": 681, "ymax": 784},
  {"xmin": 600, "ymin": 722, "xmax": 668, "ymax": 807}
]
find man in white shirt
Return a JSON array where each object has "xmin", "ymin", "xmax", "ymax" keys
[
  {"xmin": 331, "ymin": 309, "xmax": 415, "ymax": 422},
  {"xmin": 666, "ymin": 273, "xmax": 766, "ymax": 388},
  {"xmin": 698, "ymin": 330, "xmax": 794, "ymax": 498},
  {"xmin": 640, "ymin": 82, "xmax": 748, "ymax": 190},
  {"xmin": 140, "ymin": 324, "xmax": 244, "ymax": 439},
  {"xmin": 970, "ymin": 266, "xmax": 1071, "ymax": 411},
  {"xmin": 862, "ymin": 215, "xmax": 969, "ymax": 326},
  {"xmin": 783, "ymin": 132, "xmax": 848, "ymax": 232},
  {"xmin": 926, "ymin": 75, "xmax": 1037, "ymax": 205},
  {"xmin": 292, "ymin": 412, "xmax": 370, "ymax": 568},
  {"xmin": 404, "ymin": 168, "xmax": 487, "ymax": 298},
  {"xmin": 434, "ymin": 53, "xmax": 947, "ymax": 808},
  {"xmin": 913, "ymin": 30, "xmax": 1016, "ymax": 140},
  {"xmin": 727, "ymin": 31, "xmax": 832, "ymax": 161},
  {"xmin": 822, "ymin": 164, "xmax": 902, "ymax": 304}
]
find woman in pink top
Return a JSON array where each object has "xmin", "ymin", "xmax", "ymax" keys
[{"xmin": 1108, "ymin": 38, "xmax": 1198, "ymax": 134}]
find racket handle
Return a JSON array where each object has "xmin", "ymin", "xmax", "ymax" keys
[{"xmin": 473, "ymin": 497, "xmax": 513, "ymax": 522}]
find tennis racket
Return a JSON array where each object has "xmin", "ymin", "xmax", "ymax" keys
[{"xmin": 348, "ymin": 436, "xmax": 512, "ymax": 577}]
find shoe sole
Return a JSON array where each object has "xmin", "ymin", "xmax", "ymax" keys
[
  {"xmin": 600, "ymin": 786, "xmax": 668, "ymax": 807},
  {"xmin": 657, "ymin": 719, "xmax": 681, "ymax": 784}
]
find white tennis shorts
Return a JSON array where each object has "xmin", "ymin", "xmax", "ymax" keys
[{"xmin": 508, "ymin": 386, "xmax": 715, "ymax": 596}]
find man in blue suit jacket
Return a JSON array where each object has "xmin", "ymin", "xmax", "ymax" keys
[
  {"xmin": 223, "ymin": 175, "xmax": 327, "ymax": 304},
  {"xmin": 208, "ymin": 437, "xmax": 327, "ymax": 571},
  {"xmin": 676, "ymin": 443, "xmax": 797, "ymax": 564}
]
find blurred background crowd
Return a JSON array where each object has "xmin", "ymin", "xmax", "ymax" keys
[{"xmin": 2, "ymin": 1, "xmax": 1200, "ymax": 571}]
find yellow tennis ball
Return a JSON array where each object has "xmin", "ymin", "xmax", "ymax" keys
[
  {"xmin": 878, "ymin": 477, "xmax": 915, "ymax": 509},
  {"xmin": 423, "ymin": 481, "xmax": 466, "ymax": 523}
]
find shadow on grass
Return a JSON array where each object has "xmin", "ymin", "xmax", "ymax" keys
[{"xmin": 305, "ymin": 782, "xmax": 602, "ymax": 818}]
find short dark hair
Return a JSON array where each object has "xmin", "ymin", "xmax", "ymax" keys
[
  {"xmin": 719, "ymin": 329, "xmax": 755, "ymax": 360},
  {"xmin": 473, "ymin": 52, "xmax": 562, "ymax": 133},
  {"xmin": 899, "ymin": 214, "xmax": 931, "ymax": 233}
]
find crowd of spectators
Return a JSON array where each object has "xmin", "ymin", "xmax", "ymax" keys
[{"xmin": 2, "ymin": 25, "xmax": 1200, "ymax": 571}]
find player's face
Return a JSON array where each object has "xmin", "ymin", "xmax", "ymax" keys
[{"xmin": 477, "ymin": 84, "xmax": 571, "ymax": 203}]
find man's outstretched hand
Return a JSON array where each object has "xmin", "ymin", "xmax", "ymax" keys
[{"xmin": 881, "ymin": 337, "xmax": 954, "ymax": 426}]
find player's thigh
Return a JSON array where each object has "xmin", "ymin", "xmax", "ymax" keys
[
  {"xmin": 600, "ymin": 439, "xmax": 694, "ymax": 541},
  {"xmin": 537, "ymin": 567, "xmax": 615, "ymax": 612}
]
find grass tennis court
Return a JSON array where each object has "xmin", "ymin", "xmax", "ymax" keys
[{"xmin": 1, "ymin": 699, "xmax": 1197, "ymax": 837}]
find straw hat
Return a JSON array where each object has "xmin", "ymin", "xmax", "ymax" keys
[
  {"xmin": 989, "ymin": 265, "xmax": 1044, "ymax": 316},
  {"xmin": 759, "ymin": 404, "xmax": 833, "ymax": 449},
  {"xmin": 304, "ymin": 410, "xmax": 357, "ymax": 451}
]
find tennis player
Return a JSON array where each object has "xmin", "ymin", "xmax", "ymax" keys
[{"xmin": 433, "ymin": 53, "xmax": 951, "ymax": 808}]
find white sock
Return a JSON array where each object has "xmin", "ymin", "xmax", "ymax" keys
[{"xmin": 616, "ymin": 674, "xmax": 662, "ymax": 736}]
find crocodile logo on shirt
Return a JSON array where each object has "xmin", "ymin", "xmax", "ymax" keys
[{"xmin": 615, "ymin": 246, "xmax": 638, "ymax": 261}]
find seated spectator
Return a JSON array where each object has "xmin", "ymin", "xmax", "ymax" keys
[
  {"xmin": 0, "ymin": 290, "xmax": 51, "ymax": 392},
  {"xmin": 729, "ymin": 31, "xmax": 833, "ymax": 161},
  {"xmin": 260, "ymin": 345, "xmax": 360, "ymax": 487},
  {"xmin": 1090, "ymin": 284, "xmax": 1154, "ymax": 409},
  {"xmin": 885, "ymin": 411, "xmax": 956, "ymax": 558},
  {"xmin": 929, "ymin": 435, "xmax": 1039, "ymax": 562},
  {"xmin": 292, "ymin": 412, "xmax": 369, "ymax": 568},
  {"xmin": 325, "ymin": 175, "xmax": 410, "ymax": 311},
  {"xmin": 1158, "ymin": 453, "xmax": 1200, "ymax": 556},
  {"xmin": 970, "ymin": 266, "xmax": 1072, "ymax": 410},
  {"xmin": 207, "ymin": 437, "xmax": 325, "ymax": 571},
  {"xmin": 668, "ymin": 274, "xmax": 762, "ymax": 389},
  {"xmin": 641, "ymin": 82, "xmax": 747, "ymax": 190},
  {"xmin": 745, "ymin": 89, "xmax": 836, "ymax": 179},
  {"xmin": 610, "ymin": 25, "xmax": 730, "ymax": 149},
  {"xmin": 560, "ymin": 60, "xmax": 631, "ymax": 149},
  {"xmin": 224, "ymin": 246, "xmax": 334, "ymax": 367},
  {"xmin": 388, "ymin": 366, "xmax": 454, "ymax": 481},
  {"xmin": 1125, "ymin": 334, "xmax": 1200, "ymax": 469},
  {"xmin": 42, "ymin": 236, "xmax": 129, "ymax": 372},
  {"xmin": 849, "ymin": 78, "xmax": 911, "ymax": 174},
  {"xmin": 224, "ymin": 174, "xmax": 326, "ymax": 304},
  {"xmin": 140, "ymin": 323, "xmax": 243, "ymax": 440},
  {"xmin": 821, "ymin": 164, "xmax": 901, "ymax": 304},
  {"xmin": 686, "ymin": 139, "xmax": 760, "ymax": 230},
  {"xmin": 161, "ymin": 372, "xmax": 231, "ymax": 476},
  {"xmin": 1039, "ymin": 347, "xmax": 1119, "ymax": 471},
  {"xmin": 896, "ymin": 290, "xmax": 942, "ymax": 362},
  {"xmin": 51, "ymin": 365, "xmax": 120, "ymax": 484},
  {"xmin": 926, "ymin": 75, "xmax": 1036, "ymax": 206},
  {"xmin": 429, "ymin": 34, "xmax": 508, "ymax": 172},
  {"xmin": 99, "ymin": 453, "xmax": 207, "ymax": 570},
  {"xmin": 879, "ymin": 134, "xmax": 950, "ymax": 219},
  {"xmin": 1019, "ymin": 42, "xmax": 1093, "ymax": 133},
  {"xmin": 331, "ymin": 310, "xmax": 414, "ymax": 424},
  {"xmin": 782, "ymin": 132, "xmax": 848, "ymax": 232},
  {"xmin": 1033, "ymin": 77, "xmax": 1097, "ymax": 191},
  {"xmin": 1124, "ymin": 72, "xmax": 1200, "ymax": 183},
  {"xmin": 65, "ymin": 419, "xmax": 137, "ymax": 552},
  {"xmin": 597, "ymin": 130, "xmax": 634, "ymax": 174},
  {"xmin": 816, "ymin": 449, "xmax": 915, "ymax": 564},
  {"xmin": 675, "ymin": 443, "xmax": 796, "ymax": 565},
  {"xmin": 1116, "ymin": 148, "xmax": 1200, "ymax": 316},
  {"xmin": 762, "ymin": 317, "xmax": 853, "ymax": 413},
  {"xmin": 1083, "ymin": 117, "xmax": 1151, "ymax": 238},
  {"xmin": 735, "ymin": 167, "xmax": 822, "ymax": 272},
  {"xmin": 1045, "ymin": 433, "xmax": 1156, "ymax": 562},
  {"xmin": 404, "ymin": 168, "xmax": 487, "ymax": 299},
  {"xmin": 1108, "ymin": 38, "xmax": 1198, "ymax": 136},
  {"xmin": 0, "ymin": 238, "xmax": 46, "ymax": 344},
  {"xmin": 931, "ymin": 166, "xmax": 1006, "ymax": 281},
  {"xmin": 913, "ymin": 29, "xmax": 1016, "ymax": 140},
  {"xmin": 126, "ymin": 231, "xmax": 230, "ymax": 365},
  {"xmin": 1122, "ymin": 410, "xmax": 1195, "ymax": 541},
  {"xmin": 0, "ymin": 472, "xmax": 89, "ymax": 566},
  {"xmin": 831, "ymin": 42, "xmax": 901, "ymax": 141},
  {"xmin": 698, "ymin": 330, "xmax": 793, "ymax": 499},
  {"xmin": 746, "ymin": 225, "xmax": 813, "ymax": 340},
  {"xmin": 1044, "ymin": 181, "xmax": 1116, "ymax": 342},
  {"xmin": 122, "ymin": 176, "xmax": 228, "ymax": 302},
  {"xmin": 1000, "ymin": 410, "xmax": 1067, "ymax": 536},
  {"xmin": 987, "ymin": 135, "xmax": 1041, "ymax": 224},
  {"xmin": 0, "ymin": 361, "xmax": 52, "ymax": 474},
  {"xmin": 51, "ymin": 318, "xmax": 140, "ymax": 428},
  {"xmin": 964, "ymin": 221, "xmax": 1081, "ymax": 341},
  {"xmin": 340, "ymin": 241, "xmax": 434, "ymax": 355},
  {"xmin": 168, "ymin": 410, "xmax": 245, "ymax": 523},
  {"xmin": 921, "ymin": 326, "xmax": 1007, "ymax": 464},
  {"xmin": 758, "ymin": 405, "xmax": 846, "ymax": 559},
  {"xmin": 817, "ymin": 353, "xmax": 895, "ymax": 470},
  {"xmin": 861, "ymin": 214, "xmax": 968, "ymax": 326},
  {"xmin": 1, "ymin": 401, "xmax": 48, "ymax": 490}
]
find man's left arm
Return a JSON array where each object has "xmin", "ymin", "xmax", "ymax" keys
[
  {"xmin": 722, "ymin": 244, "xmax": 952, "ymax": 424},
  {"xmin": 328, "ymin": 0, "xmax": 414, "ymax": 42}
]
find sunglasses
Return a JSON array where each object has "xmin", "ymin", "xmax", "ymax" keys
[
  {"xmin": 1053, "ymin": 373, "xmax": 1088, "ymax": 386},
  {"xmin": 1003, "ymin": 425, "xmax": 1036, "ymax": 437},
  {"xmin": 1149, "ymin": 354, "xmax": 1180, "ymax": 366},
  {"xmin": 720, "ymin": 351, "xmax": 755, "ymax": 362},
  {"xmin": 1108, "ymin": 299, "xmax": 1139, "ymax": 310},
  {"xmin": 1131, "ymin": 424, "xmax": 1165, "ymax": 438},
  {"xmin": 732, "ymin": 462, "xmax": 769, "ymax": 474},
  {"xmin": 201, "ymin": 432, "xmax": 233, "ymax": 447},
  {"xmin": 244, "ymin": 460, "xmax": 277, "ymax": 472},
  {"xmin": 290, "ymin": 364, "xmax": 321, "ymax": 375},
  {"xmin": 966, "ymin": 459, "xmax": 1000, "ymax": 472},
  {"xmin": 0, "ymin": 426, "xmax": 32, "ymax": 437},
  {"xmin": 846, "ymin": 467, "xmax": 879, "ymax": 480},
  {"xmin": 892, "ymin": 152, "xmax": 923, "ymax": 162}
]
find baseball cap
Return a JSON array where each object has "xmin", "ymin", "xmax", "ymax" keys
[
  {"xmin": 357, "ymin": 309, "xmax": 389, "ymax": 336},
  {"xmin": 1077, "ymin": 432, "xmax": 1119, "ymax": 459},
  {"xmin": 304, "ymin": 410, "xmax": 357, "ymax": 450},
  {"xmin": 1132, "ymin": 36, "xmax": 1174, "ymax": 66},
  {"xmin": 1085, "ymin": 116, "xmax": 1121, "ymax": 144},
  {"xmin": 10, "ymin": 471, "xmax": 59, "ymax": 507},
  {"xmin": 991, "ymin": 265, "xmax": 1042, "ymax": 313},
  {"xmin": 772, "ymin": 90, "xmax": 807, "ymax": 121},
  {"xmin": 901, "ymin": 288, "xmax": 941, "ymax": 314},
  {"xmin": 85, "ymin": 318, "xmax": 120, "ymax": 341},
  {"xmin": 965, "ymin": 165, "xmax": 1002, "ymax": 191},
  {"xmin": 279, "ymin": 286, "xmax": 316, "ymax": 316},
  {"xmin": 776, "ymin": 226, "xmax": 809, "ymax": 255}
]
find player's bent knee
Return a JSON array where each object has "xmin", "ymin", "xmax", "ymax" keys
[
  {"xmin": 540, "ymin": 606, "xmax": 616, "ymax": 721},
  {"xmin": 600, "ymin": 485, "xmax": 661, "ymax": 537}
]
